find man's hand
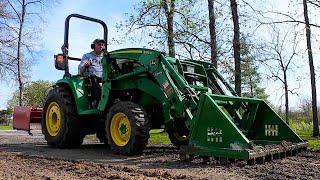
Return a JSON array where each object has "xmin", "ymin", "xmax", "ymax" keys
[{"xmin": 84, "ymin": 60, "xmax": 91, "ymax": 67}]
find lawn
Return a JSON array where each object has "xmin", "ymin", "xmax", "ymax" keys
[
  {"xmin": 296, "ymin": 131, "xmax": 320, "ymax": 150},
  {"xmin": 0, "ymin": 125, "xmax": 13, "ymax": 130},
  {"xmin": 290, "ymin": 121, "xmax": 320, "ymax": 150},
  {"xmin": 149, "ymin": 129, "xmax": 170, "ymax": 144}
]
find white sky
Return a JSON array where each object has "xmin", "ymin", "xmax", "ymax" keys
[{"xmin": 0, "ymin": 0, "xmax": 319, "ymax": 110}]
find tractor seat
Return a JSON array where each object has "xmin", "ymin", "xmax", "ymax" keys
[{"xmin": 78, "ymin": 70, "xmax": 102, "ymax": 104}]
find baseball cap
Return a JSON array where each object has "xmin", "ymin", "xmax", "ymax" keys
[{"xmin": 92, "ymin": 39, "xmax": 105, "ymax": 44}]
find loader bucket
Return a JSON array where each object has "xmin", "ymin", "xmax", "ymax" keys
[
  {"xmin": 181, "ymin": 93, "xmax": 307, "ymax": 161},
  {"xmin": 13, "ymin": 106, "xmax": 42, "ymax": 132}
]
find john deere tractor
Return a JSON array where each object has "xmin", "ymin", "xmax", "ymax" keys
[{"xmin": 14, "ymin": 14, "xmax": 307, "ymax": 163}]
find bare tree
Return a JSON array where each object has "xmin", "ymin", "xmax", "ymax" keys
[
  {"xmin": 126, "ymin": 0, "xmax": 178, "ymax": 57},
  {"xmin": 230, "ymin": 0, "xmax": 241, "ymax": 96},
  {"xmin": 208, "ymin": 0, "xmax": 217, "ymax": 68},
  {"xmin": 308, "ymin": 0, "xmax": 320, "ymax": 8},
  {"xmin": 0, "ymin": 0, "xmax": 16, "ymax": 80},
  {"xmin": 260, "ymin": 26, "xmax": 300, "ymax": 124},
  {"xmin": 124, "ymin": 0, "xmax": 226, "ymax": 62},
  {"xmin": 245, "ymin": 0, "xmax": 319, "ymax": 132},
  {"xmin": 10, "ymin": 0, "xmax": 26, "ymax": 106},
  {"xmin": 162, "ymin": 0, "xmax": 175, "ymax": 57},
  {"xmin": 3, "ymin": 0, "xmax": 54, "ymax": 106},
  {"xmin": 303, "ymin": 0, "xmax": 319, "ymax": 136},
  {"xmin": 299, "ymin": 96, "xmax": 312, "ymax": 122}
]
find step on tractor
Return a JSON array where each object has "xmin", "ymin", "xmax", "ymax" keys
[{"xmin": 13, "ymin": 14, "xmax": 307, "ymax": 164}]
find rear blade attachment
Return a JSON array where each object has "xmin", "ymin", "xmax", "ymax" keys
[{"xmin": 13, "ymin": 106, "xmax": 42, "ymax": 135}]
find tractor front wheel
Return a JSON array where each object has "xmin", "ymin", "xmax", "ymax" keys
[
  {"xmin": 106, "ymin": 101, "xmax": 150, "ymax": 155},
  {"xmin": 42, "ymin": 87, "xmax": 85, "ymax": 148}
]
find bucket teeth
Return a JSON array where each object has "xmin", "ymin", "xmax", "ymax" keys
[
  {"xmin": 246, "ymin": 147, "xmax": 306, "ymax": 165},
  {"xmin": 179, "ymin": 153, "xmax": 187, "ymax": 161},
  {"xmin": 217, "ymin": 157, "xmax": 230, "ymax": 165},
  {"xmin": 256, "ymin": 156, "xmax": 265, "ymax": 164},
  {"xmin": 265, "ymin": 154, "xmax": 273, "ymax": 162},
  {"xmin": 189, "ymin": 154, "xmax": 195, "ymax": 161},
  {"xmin": 179, "ymin": 154, "xmax": 236, "ymax": 165},
  {"xmin": 200, "ymin": 156, "xmax": 210, "ymax": 164},
  {"xmin": 179, "ymin": 153, "xmax": 195, "ymax": 161},
  {"xmin": 180, "ymin": 147, "xmax": 306, "ymax": 165},
  {"xmin": 247, "ymin": 158, "xmax": 255, "ymax": 165},
  {"xmin": 273, "ymin": 153, "xmax": 280, "ymax": 160}
]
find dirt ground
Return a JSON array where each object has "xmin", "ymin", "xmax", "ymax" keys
[{"xmin": 0, "ymin": 130, "xmax": 319, "ymax": 180}]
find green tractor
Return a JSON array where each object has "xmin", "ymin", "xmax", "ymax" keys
[{"xmin": 24, "ymin": 14, "xmax": 308, "ymax": 163}]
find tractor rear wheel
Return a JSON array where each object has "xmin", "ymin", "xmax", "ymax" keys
[
  {"xmin": 168, "ymin": 131, "xmax": 189, "ymax": 147},
  {"xmin": 42, "ymin": 86, "xmax": 85, "ymax": 148},
  {"xmin": 106, "ymin": 101, "xmax": 150, "ymax": 155}
]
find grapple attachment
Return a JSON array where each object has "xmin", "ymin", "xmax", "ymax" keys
[{"xmin": 180, "ymin": 93, "xmax": 307, "ymax": 162}]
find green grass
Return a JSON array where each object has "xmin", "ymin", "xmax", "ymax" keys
[
  {"xmin": 87, "ymin": 129, "xmax": 171, "ymax": 144},
  {"xmin": 0, "ymin": 125, "xmax": 13, "ymax": 130},
  {"xmin": 296, "ymin": 131, "xmax": 320, "ymax": 150},
  {"xmin": 148, "ymin": 129, "xmax": 171, "ymax": 144},
  {"xmin": 290, "ymin": 120, "xmax": 320, "ymax": 150}
]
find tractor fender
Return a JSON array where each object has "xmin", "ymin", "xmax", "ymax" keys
[{"xmin": 56, "ymin": 78, "xmax": 94, "ymax": 115}]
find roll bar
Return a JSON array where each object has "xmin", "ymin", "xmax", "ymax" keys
[{"xmin": 60, "ymin": 14, "xmax": 108, "ymax": 76}]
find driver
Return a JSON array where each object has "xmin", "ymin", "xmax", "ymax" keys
[{"xmin": 78, "ymin": 38, "xmax": 105, "ymax": 107}]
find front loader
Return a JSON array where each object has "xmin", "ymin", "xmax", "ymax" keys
[{"xmin": 13, "ymin": 14, "xmax": 307, "ymax": 163}]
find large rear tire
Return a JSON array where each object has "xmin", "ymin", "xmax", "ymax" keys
[
  {"xmin": 106, "ymin": 101, "xmax": 150, "ymax": 155},
  {"xmin": 42, "ymin": 86, "xmax": 85, "ymax": 148}
]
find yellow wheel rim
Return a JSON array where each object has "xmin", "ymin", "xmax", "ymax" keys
[
  {"xmin": 174, "ymin": 132, "xmax": 188, "ymax": 141},
  {"xmin": 45, "ymin": 102, "xmax": 61, "ymax": 136},
  {"xmin": 110, "ymin": 112, "xmax": 131, "ymax": 146}
]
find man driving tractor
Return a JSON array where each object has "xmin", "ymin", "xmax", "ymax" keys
[{"xmin": 78, "ymin": 38, "xmax": 105, "ymax": 107}]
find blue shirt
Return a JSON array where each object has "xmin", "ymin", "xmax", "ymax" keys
[{"xmin": 78, "ymin": 51, "xmax": 103, "ymax": 78}]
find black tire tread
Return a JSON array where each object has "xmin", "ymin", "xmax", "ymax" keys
[
  {"xmin": 42, "ymin": 86, "xmax": 84, "ymax": 148},
  {"xmin": 106, "ymin": 101, "xmax": 150, "ymax": 155}
]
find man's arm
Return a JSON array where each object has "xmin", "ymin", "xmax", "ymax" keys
[{"xmin": 78, "ymin": 53, "xmax": 90, "ymax": 74}]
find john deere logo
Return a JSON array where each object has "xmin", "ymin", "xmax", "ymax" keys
[
  {"xmin": 207, "ymin": 127, "xmax": 223, "ymax": 142},
  {"xmin": 265, "ymin": 125, "xmax": 278, "ymax": 136}
]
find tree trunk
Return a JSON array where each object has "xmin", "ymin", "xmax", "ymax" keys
[
  {"xmin": 18, "ymin": 0, "xmax": 26, "ymax": 106},
  {"xmin": 249, "ymin": 76, "xmax": 253, "ymax": 97},
  {"xmin": 162, "ymin": 0, "xmax": 175, "ymax": 58},
  {"xmin": 230, "ymin": 0, "xmax": 241, "ymax": 96},
  {"xmin": 208, "ymin": 0, "xmax": 217, "ymax": 68},
  {"xmin": 303, "ymin": 0, "xmax": 319, "ymax": 136},
  {"xmin": 284, "ymin": 71, "xmax": 289, "ymax": 124}
]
